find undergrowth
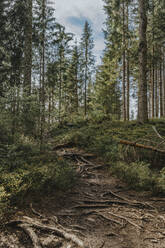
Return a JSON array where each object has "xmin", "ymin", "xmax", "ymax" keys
[
  {"xmin": 52, "ymin": 117, "xmax": 165, "ymax": 194},
  {"xmin": 0, "ymin": 134, "xmax": 76, "ymax": 217}
]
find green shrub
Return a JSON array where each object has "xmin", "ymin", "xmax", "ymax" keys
[
  {"xmin": 111, "ymin": 161, "xmax": 155, "ymax": 190},
  {"xmin": 0, "ymin": 158, "xmax": 77, "ymax": 214},
  {"xmin": 156, "ymin": 168, "xmax": 165, "ymax": 193},
  {"xmin": 90, "ymin": 136, "xmax": 118, "ymax": 162}
]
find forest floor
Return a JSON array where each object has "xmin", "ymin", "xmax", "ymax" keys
[{"xmin": 1, "ymin": 146, "xmax": 165, "ymax": 248}]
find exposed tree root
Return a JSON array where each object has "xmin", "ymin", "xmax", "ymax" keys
[
  {"xmin": 6, "ymin": 216, "xmax": 87, "ymax": 248},
  {"xmin": 94, "ymin": 211, "xmax": 123, "ymax": 226},
  {"xmin": 99, "ymin": 241, "xmax": 105, "ymax": 248},
  {"xmin": 73, "ymin": 204, "xmax": 110, "ymax": 209},
  {"xmin": 78, "ymin": 199, "xmax": 152, "ymax": 209},
  {"xmin": 101, "ymin": 190, "xmax": 153, "ymax": 209},
  {"xmin": 30, "ymin": 203, "xmax": 43, "ymax": 219},
  {"xmin": 80, "ymin": 157, "xmax": 95, "ymax": 166},
  {"xmin": 18, "ymin": 223, "xmax": 42, "ymax": 248},
  {"xmin": 107, "ymin": 211, "xmax": 143, "ymax": 229}
]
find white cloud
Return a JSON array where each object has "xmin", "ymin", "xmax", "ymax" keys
[{"xmin": 52, "ymin": 0, "xmax": 105, "ymax": 64}]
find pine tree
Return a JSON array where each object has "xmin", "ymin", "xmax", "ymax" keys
[
  {"xmin": 0, "ymin": 0, "xmax": 11, "ymax": 95},
  {"xmin": 67, "ymin": 43, "xmax": 80, "ymax": 113},
  {"xmin": 24, "ymin": 0, "xmax": 33, "ymax": 95},
  {"xmin": 80, "ymin": 21, "xmax": 95, "ymax": 116},
  {"xmin": 94, "ymin": 52, "xmax": 121, "ymax": 119}
]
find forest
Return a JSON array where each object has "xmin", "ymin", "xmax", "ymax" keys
[{"xmin": 0, "ymin": 0, "xmax": 165, "ymax": 247}]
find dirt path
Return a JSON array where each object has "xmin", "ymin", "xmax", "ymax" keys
[{"xmin": 1, "ymin": 147, "xmax": 165, "ymax": 248}]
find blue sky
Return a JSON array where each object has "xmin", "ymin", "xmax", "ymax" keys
[{"xmin": 54, "ymin": 0, "xmax": 105, "ymax": 64}]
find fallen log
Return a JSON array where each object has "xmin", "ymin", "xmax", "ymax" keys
[{"xmin": 119, "ymin": 139, "xmax": 165, "ymax": 154}]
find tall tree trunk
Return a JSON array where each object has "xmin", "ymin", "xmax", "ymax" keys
[
  {"xmin": 59, "ymin": 51, "xmax": 62, "ymax": 123},
  {"xmin": 122, "ymin": 1, "xmax": 126, "ymax": 121},
  {"xmin": 160, "ymin": 60, "xmax": 163, "ymax": 117},
  {"xmin": 138, "ymin": 0, "xmax": 148, "ymax": 122},
  {"xmin": 75, "ymin": 63, "xmax": 79, "ymax": 112},
  {"xmin": 48, "ymin": 88, "xmax": 51, "ymax": 130},
  {"xmin": 84, "ymin": 41, "xmax": 88, "ymax": 116},
  {"xmin": 40, "ymin": 0, "xmax": 46, "ymax": 150},
  {"xmin": 151, "ymin": 0, "xmax": 155, "ymax": 118},
  {"xmin": 155, "ymin": 64, "xmax": 158, "ymax": 117},
  {"xmin": 149, "ymin": 66, "xmax": 152, "ymax": 118},
  {"xmin": 24, "ymin": 0, "xmax": 32, "ymax": 95},
  {"xmin": 126, "ymin": 0, "xmax": 130, "ymax": 121},
  {"xmin": 163, "ymin": 48, "xmax": 165, "ymax": 116},
  {"xmin": 152, "ymin": 48, "xmax": 155, "ymax": 118}
]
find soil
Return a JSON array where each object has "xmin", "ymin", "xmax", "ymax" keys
[{"xmin": 1, "ymin": 147, "xmax": 165, "ymax": 248}]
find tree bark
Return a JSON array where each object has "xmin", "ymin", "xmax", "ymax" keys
[
  {"xmin": 160, "ymin": 60, "xmax": 163, "ymax": 117},
  {"xmin": 122, "ymin": 1, "xmax": 126, "ymax": 121},
  {"xmin": 126, "ymin": 0, "xmax": 130, "ymax": 121},
  {"xmin": 155, "ymin": 64, "xmax": 159, "ymax": 117},
  {"xmin": 152, "ymin": 49, "xmax": 155, "ymax": 118},
  {"xmin": 119, "ymin": 139, "xmax": 165, "ymax": 154},
  {"xmin": 163, "ymin": 48, "xmax": 165, "ymax": 116},
  {"xmin": 40, "ymin": 0, "xmax": 46, "ymax": 150},
  {"xmin": 138, "ymin": 0, "xmax": 148, "ymax": 122}
]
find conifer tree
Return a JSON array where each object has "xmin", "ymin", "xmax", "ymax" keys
[
  {"xmin": 24, "ymin": 0, "xmax": 33, "ymax": 95},
  {"xmin": 80, "ymin": 21, "xmax": 95, "ymax": 116},
  {"xmin": 67, "ymin": 43, "xmax": 80, "ymax": 113}
]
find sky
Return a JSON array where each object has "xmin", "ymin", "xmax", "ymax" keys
[{"xmin": 53, "ymin": 0, "xmax": 105, "ymax": 64}]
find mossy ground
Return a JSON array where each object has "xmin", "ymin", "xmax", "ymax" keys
[
  {"xmin": 52, "ymin": 117, "xmax": 165, "ymax": 193},
  {"xmin": 1, "ymin": 117, "xmax": 165, "ymax": 218}
]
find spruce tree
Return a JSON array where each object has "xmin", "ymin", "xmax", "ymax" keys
[
  {"xmin": 80, "ymin": 21, "xmax": 95, "ymax": 116},
  {"xmin": 67, "ymin": 43, "xmax": 80, "ymax": 113}
]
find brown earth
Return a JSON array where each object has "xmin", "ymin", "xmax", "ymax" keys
[{"xmin": 1, "ymin": 147, "xmax": 165, "ymax": 248}]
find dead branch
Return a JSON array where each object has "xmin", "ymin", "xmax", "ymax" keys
[
  {"xmin": 18, "ymin": 224, "xmax": 42, "ymax": 248},
  {"xmin": 152, "ymin": 126, "xmax": 165, "ymax": 140},
  {"xmin": 119, "ymin": 139, "xmax": 165, "ymax": 154}
]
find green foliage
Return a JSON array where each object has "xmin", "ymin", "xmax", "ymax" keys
[
  {"xmin": 0, "ymin": 158, "xmax": 76, "ymax": 213},
  {"xmin": 53, "ymin": 118, "xmax": 165, "ymax": 193},
  {"xmin": 110, "ymin": 161, "xmax": 155, "ymax": 190},
  {"xmin": 0, "ymin": 127, "xmax": 77, "ymax": 217},
  {"xmin": 91, "ymin": 136, "xmax": 118, "ymax": 162},
  {"xmin": 156, "ymin": 168, "xmax": 165, "ymax": 193}
]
